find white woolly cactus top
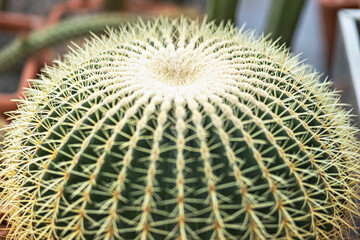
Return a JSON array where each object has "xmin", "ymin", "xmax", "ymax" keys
[{"xmin": 1, "ymin": 17, "xmax": 360, "ymax": 240}]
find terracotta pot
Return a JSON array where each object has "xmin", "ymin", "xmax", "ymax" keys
[
  {"xmin": 126, "ymin": 1, "xmax": 182, "ymax": 14},
  {"xmin": 0, "ymin": 12, "xmax": 45, "ymax": 119},
  {"xmin": 124, "ymin": 1, "xmax": 200, "ymax": 17},
  {"xmin": 0, "ymin": 12, "xmax": 43, "ymax": 32},
  {"xmin": 47, "ymin": 0, "xmax": 103, "ymax": 25},
  {"xmin": 319, "ymin": 0, "xmax": 359, "ymax": 67},
  {"xmin": 0, "ymin": 54, "xmax": 41, "ymax": 119}
]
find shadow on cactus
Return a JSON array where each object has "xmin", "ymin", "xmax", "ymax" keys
[{"xmin": 0, "ymin": 17, "xmax": 359, "ymax": 240}]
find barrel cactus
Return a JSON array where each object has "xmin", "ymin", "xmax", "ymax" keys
[{"xmin": 0, "ymin": 17, "xmax": 359, "ymax": 240}]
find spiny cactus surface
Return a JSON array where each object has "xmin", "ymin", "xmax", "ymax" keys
[{"xmin": 0, "ymin": 17, "xmax": 359, "ymax": 240}]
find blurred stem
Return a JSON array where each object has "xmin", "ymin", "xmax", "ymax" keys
[
  {"xmin": 104, "ymin": 0, "xmax": 125, "ymax": 11},
  {"xmin": 0, "ymin": 13, "xmax": 147, "ymax": 72},
  {"xmin": 0, "ymin": 0, "xmax": 7, "ymax": 11},
  {"xmin": 206, "ymin": 0, "xmax": 240, "ymax": 25},
  {"xmin": 264, "ymin": 0, "xmax": 306, "ymax": 47}
]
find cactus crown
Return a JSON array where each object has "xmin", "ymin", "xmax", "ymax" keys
[{"xmin": 1, "ymin": 17, "xmax": 360, "ymax": 240}]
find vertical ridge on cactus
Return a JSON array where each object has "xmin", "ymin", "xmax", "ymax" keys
[{"xmin": 0, "ymin": 17, "xmax": 359, "ymax": 240}]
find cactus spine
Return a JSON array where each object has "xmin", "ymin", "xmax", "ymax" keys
[{"xmin": 0, "ymin": 17, "xmax": 359, "ymax": 240}]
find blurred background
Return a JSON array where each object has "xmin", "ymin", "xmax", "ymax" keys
[
  {"xmin": 238, "ymin": 0, "xmax": 326, "ymax": 74},
  {"xmin": 0, "ymin": 0, "xmax": 359, "ymax": 122}
]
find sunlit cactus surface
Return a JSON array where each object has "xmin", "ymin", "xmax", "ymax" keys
[{"xmin": 1, "ymin": 17, "xmax": 360, "ymax": 240}]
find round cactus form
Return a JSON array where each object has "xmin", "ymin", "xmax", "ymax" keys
[{"xmin": 0, "ymin": 17, "xmax": 359, "ymax": 240}]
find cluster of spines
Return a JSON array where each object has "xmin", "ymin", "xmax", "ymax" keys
[{"xmin": 0, "ymin": 17, "xmax": 359, "ymax": 240}]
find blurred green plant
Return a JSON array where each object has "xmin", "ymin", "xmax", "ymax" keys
[
  {"xmin": 104, "ymin": 0, "xmax": 125, "ymax": 11},
  {"xmin": 206, "ymin": 0, "xmax": 306, "ymax": 48},
  {"xmin": 0, "ymin": 0, "xmax": 7, "ymax": 11},
  {"xmin": 206, "ymin": 0, "xmax": 240, "ymax": 25},
  {"xmin": 0, "ymin": 13, "xmax": 143, "ymax": 72},
  {"xmin": 265, "ymin": 0, "xmax": 307, "ymax": 47}
]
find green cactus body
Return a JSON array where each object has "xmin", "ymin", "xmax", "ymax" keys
[{"xmin": 0, "ymin": 18, "xmax": 359, "ymax": 240}]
